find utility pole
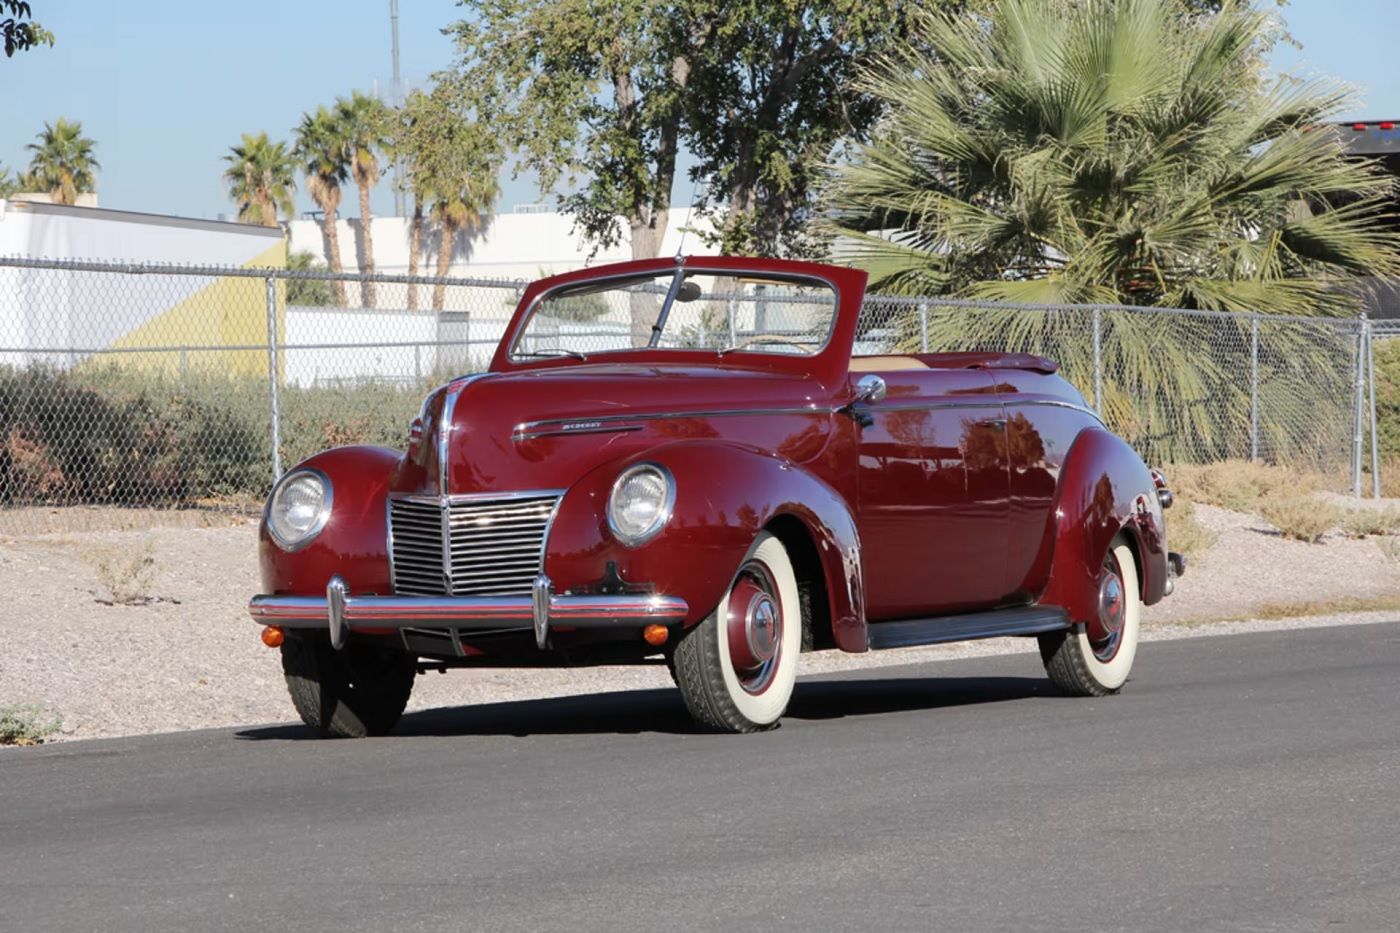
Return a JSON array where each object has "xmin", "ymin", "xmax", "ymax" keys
[{"xmin": 390, "ymin": 0, "xmax": 405, "ymax": 218}]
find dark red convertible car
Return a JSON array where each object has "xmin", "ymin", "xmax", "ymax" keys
[{"xmin": 250, "ymin": 256, "xmax": 1183, "ymax": 735}]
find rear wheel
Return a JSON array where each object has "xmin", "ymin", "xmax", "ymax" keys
[
  {"xmin": 672, "ymin": 532, "xmax": 801, "ymax": 733},
  {"xmin": 1039, "ymin": 539, "xmax": 1141, "ymax": 697},
  {"xmin": 280, "ymin": 635, "xmax": 417, "ymax": 738}
]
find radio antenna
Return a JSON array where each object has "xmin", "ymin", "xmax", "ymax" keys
[{"xmin": 674, "ymin": 175, "xmax": 704, "ymax": 261}]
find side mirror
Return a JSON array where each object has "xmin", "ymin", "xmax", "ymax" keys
[
  {"xmin": 843, "ymin": 374, "xmax": 885, "ymax": 427},
  {"xmin": 852, "ymin": 374, "xmax": 886, "ymax": 405}
]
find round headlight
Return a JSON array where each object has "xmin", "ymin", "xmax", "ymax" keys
[
  {"xmin": 607, "ymin": 463, "xmax": 674, "ymax": 546},
  {"xmin": 266, "ymin": 468, "xmax": 333, "ymax": 551}
]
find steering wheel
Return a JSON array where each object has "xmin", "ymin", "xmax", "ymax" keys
[{"xmin": 726, "ymin": 335, "xmax": 819, "ymax": 353}]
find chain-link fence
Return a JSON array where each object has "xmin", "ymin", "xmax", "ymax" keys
[{"xmin": 0, "ymin": 255, "xmax": 1385, "ymax": 512}]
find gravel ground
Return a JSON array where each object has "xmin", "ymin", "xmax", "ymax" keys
[{"xmin": 2, "ymin": 501, "xmax": 1397, "ymax": 744}]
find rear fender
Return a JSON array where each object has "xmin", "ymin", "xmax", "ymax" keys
[
  {"xmin": 1038, "ymin": 429, "xmax": 1167, "ymax": 623},
  {"xmin": 546, "ymin": 441, "xmax": 867, "ymax": 652}
]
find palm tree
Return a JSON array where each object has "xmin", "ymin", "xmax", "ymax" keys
[
  {"xmin": 335, "ymin": 91, "xmax": 392, "ymax": 308},
  {"xmin": 397, "ymin": 90, "xmax": 442, "ymax": 311},
  {"xmin": 825, "ymin": 0, "xmax": 1400, "ymax": 462},
  {"xmin": 25, "ymin": 119, "xmax": 99, "ymax": 205},
  {"xmin": 294, "ymin": 106, "xmax": 349, "ymax": 305},
  {"xmin": 0, "ymin": 165, "xmax": 21, "ymax": 199},
  {"xmin": 403, "ymin": 90, "xmax": 501, "ymax": 311},
  {"xmin": 222, "ymin": 133, "xmax": 296, "ymax": 227}
]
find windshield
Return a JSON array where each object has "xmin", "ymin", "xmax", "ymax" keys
[{"xmin": 510, "ymin": 269, "xmax": 838, "ymax": 361}]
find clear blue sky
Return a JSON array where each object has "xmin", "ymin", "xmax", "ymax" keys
[{"xmin": 2, "ymin": 0, "xmax": 1398, "ymax": 221}]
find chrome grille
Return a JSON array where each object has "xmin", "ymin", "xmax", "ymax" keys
[{"xmin": 388, "ymin": 493, "xmax": 561, "ymax": 597}]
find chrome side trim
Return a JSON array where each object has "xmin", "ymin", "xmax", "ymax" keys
[
  {"xmin": 1005, "ymin": 399, "xmax": 1104, "ymax": 423},
  {"xmin": 859, "ymin": 397, "xmax": 1103, "ymax": 424},
  {"xmin": 512, "ymin": 404, "xmax": 826, "ymax": 441},
  {"xmin": 514, "ymin": 423, "xmax": 646, "ymax": 441},
  {"xmin": 870, "ymin": 399, "xmax": 1004, "ymax": 412}
]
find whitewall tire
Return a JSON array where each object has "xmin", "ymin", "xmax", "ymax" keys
[
  {"xmin": 672, "ymin": 531, "xmax": 802, "ymax": 732},
  {"xmin": 1039, "ymin": 539, "xmax": 1141, "ymax": 696}
]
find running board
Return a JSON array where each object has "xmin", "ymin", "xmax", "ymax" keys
[{"xmin": 866, "ymin": 606, "xmax": 1071, "ymax": 651}]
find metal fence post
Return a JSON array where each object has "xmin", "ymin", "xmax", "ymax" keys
[
  {"xmin": 1366, "ymin": 316, "xmax": 1380, "ymax": 499},
  {"xmin": 1250, "ymin": 317, "xmax": 1259, "ymax": 462},
  {"xmin": 1352, "ymin": 315, "xmax": 1366, "ymax": 498},
  {"xmin": 265, "ymin": 274, "xmax": 283, "ymax": 483},
  {"xmin": 918, "ymin": 302, "xmax": 929, "ymax": 352},
  {"xmin": 1092, "ymin": 307, "xmax": 1103, "ymax": 414}
]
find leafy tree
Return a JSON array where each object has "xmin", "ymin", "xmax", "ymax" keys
[
  {"xmin": 2, "ymin": 1, "xmax": 51, "ymax": 57},
  {"xmin": 334, "ymin": 91, "xmax": 392, "ymax": 308},
  {"xmin": 294, "ymin": 106, "xmax": 350, "ymax": 306},
  {"xmin": 444, "ymin": 1, "xmax": 691, "ymax": 278},
  {"xmin": 25, "ymin": 119, "xmax": 98, "ymax": 205},
  {"xmin": 683, "ymin": 0, "xmax": 924, "ymax": 256},
  {"xmin": 824, "ymin": 0, "xmax": 1399, "ymax": 462},
  {"xmin": 222, "ymin": 132, "xmax": 296, "ymax": 227},
  {"xmin": 286, "ymin": 251, "xmax": 336, "ymax": 307}
]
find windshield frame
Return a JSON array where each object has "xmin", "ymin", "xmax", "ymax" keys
[{"xmin": 504, "ymin": 264, "xmax": 843, "ymax": 365}]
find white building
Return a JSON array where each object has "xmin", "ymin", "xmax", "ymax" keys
[{"xmin": 286, "ymin": 206, "xmax": 712, "ymax": 282}]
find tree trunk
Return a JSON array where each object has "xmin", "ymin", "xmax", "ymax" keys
[
  {"xmin": 628, "ymin": 216, "xmax": 668, "ymax": 346},
  {"xmin": 433, "ymin": 222, "xmax": 454, "ymax": 312},
  {"xmin": 321, "ymin": 208, "xmax": 348, "ymax": 307},
  {"xmin": 358, "ymin": 180, "xmax": 376, "ymax": 308},
  {"xmin": 407, "ymin": 200, "xmax": 422, "ymax": 311}
]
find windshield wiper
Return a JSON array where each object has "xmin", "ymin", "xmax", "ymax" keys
[{"xmin": 517, "ymin": 348, "xmax": 588, "ymax": 361}]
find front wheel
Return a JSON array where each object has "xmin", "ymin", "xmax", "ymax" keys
[
  {"xmin": 280, "ymin": 636, "xmax": 418, "ymax": 738},
  {"xmin": 1038, "ymin": 539, "xmax": 1141, "ymax": 697},
  {"xmin": 672, "ymin": 532, "xmax": 802, "ymax": 733}
]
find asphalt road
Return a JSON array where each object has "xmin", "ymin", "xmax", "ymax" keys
[{"xmin": 2, "ymin": 622, "xmax": 1397, "ymax": 933}]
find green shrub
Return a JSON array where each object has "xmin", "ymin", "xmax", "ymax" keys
[
  {"xmin": 0, "ymin": 705, "xmax": 62, "ymax": 746},
  {"xmin": 0, "ymin": 365, "xmax": 426, "ymax": 507},
  {"xmin": 1373, "ymin": 338, "xmax": 1400, "ymax": 464}
]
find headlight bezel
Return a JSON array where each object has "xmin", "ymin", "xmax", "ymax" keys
[
  {"xmin": 607, "ymin": 462, "xmax": 675, "ymax": 547},
  {"xmin": 264, "ymin": 467, "xmax": 334, "ymax": 552}
]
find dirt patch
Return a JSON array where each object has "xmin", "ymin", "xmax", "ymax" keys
[{"xmin": 1, "ymin": 500, "xmax": 1397, "ymax": 743}]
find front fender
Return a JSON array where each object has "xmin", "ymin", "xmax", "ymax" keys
[
  {"xmin": 258, "ymin": 446, "xmax": 401, "ymax": 596},
  {"xmin": 1038, "ymin": 429, "xmax": 1167, "ymax": 623},
  {"xmin": 546, "ymin": 441, "xmax": 866, "ymax": 652}
]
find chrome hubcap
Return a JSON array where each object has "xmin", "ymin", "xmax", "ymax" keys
[
  {"xmin": 746, "ymin": 593, "xmax": 779, "ymax": 660},
  {"xmin": 726, "ymin": 562, "xmax": 782, "ymax": 695},
  {"xmin": 1089, "ymin": 556, "xmax": 1126, "ymax": 663}
]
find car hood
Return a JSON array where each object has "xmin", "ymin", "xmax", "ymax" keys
[{"xmin": 391, "ymin": 363, "xmax": 839, "ymax": 497}]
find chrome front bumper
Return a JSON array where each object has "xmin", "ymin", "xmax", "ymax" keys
[{"xmin": 248, "ymin": 574, "xmax": 689, "ymax": 651}]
